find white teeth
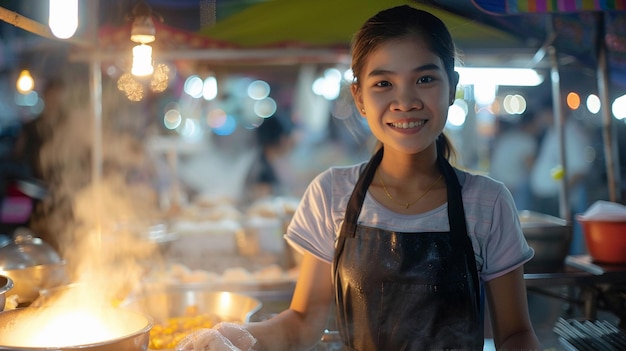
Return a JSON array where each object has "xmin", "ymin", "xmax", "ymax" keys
[{"xmin": 390, "ymin": 120, "xmax": 425, "ymax": 129}]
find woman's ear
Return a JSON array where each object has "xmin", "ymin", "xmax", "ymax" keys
[{"xmin": 351, "ymin": 84, "xmax": 365, "ymax": 116}]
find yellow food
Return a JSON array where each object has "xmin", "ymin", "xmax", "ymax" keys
[{"xmin": 148, "ymin": 306, "xmax": 221, "ymax": 350}]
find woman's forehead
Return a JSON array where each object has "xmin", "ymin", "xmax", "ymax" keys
[{"xmin": 364, "ymin": 37, "xmax": 444, "ymax": 73}]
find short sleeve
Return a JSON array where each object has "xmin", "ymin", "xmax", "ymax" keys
[
  {"xmin": 480, "ymin": 185, "xmax": 534, "ymax": 281},
  {"xmin": 284, "ymin": 170, "xmax": 337, "ymax": 263}
]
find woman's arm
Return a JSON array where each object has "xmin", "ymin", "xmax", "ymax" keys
[
  {"xmin": 486, "ymin": 266, "xmax": 543, "ymax": 350},
  {"xmin": 246, "ymin": 252, "xmax": 334, "ymax": 351}
]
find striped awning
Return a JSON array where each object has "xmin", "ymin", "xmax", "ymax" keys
[{"xmin": 473, "ymin": 0, "xmax": 626, "ymax": 14}]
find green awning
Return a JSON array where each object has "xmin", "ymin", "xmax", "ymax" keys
[{"xmin": 198, "ymin": 0, "xmax": 522, "ymax": 49}]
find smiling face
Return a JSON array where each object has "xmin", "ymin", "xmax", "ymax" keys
[{"xmin": 352, "ymin": 34, "xmax": 457, "ymax": 155}]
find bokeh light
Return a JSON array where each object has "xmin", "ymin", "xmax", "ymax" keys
[
  {"xmin": 247, "ymin": 80, "xmax": 270, "ymax": 100},
  {"xmin": 502, "ymin": 94, "xmax": 527, "ymax": 115},
  {"xmin": 203, "ymin": 76, "xmax": 218, "ymax": 101},
  {"xmin": 612, "ymin": 95, "xmax": 626, "ymax": 120},
  {"xmin": 184, "ymin": 75, "xmax": 203, "ymax": 98},
  {"xmin": 586, "ymin": 94, "xmax": 601, "ymax": 114},
  {"xmin": 163, "ymin": 109, "xmax": 182, "ymax": 130},
  {"xmin": 212, "ymin": 114, "xmax": 237, "ymax": 136},
  {"xmin": 566, "ymin": 92, "xmax": 581, "ymax": 110},
  {"xmin": 253, "ymin": 97, "xmax": 277, "ymax": 118}
]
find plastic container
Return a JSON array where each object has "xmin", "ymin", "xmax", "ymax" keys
[{"xmin": 576, "ymin": 216, "xmax": 626, "ymax": 264}]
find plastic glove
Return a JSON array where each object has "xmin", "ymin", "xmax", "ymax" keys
[
  {"xmin": 176, "ymin": 324, "xmax": 257, "ymax": 351},
  {"xmin": 214, "ymin": 322, "xmax": 257, "ymax": 351},
  {"xmin": 175, "ymin": 328, "xmax": 240, "ymax": 351}
]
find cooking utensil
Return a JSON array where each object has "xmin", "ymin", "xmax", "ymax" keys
[
  {"xmin": 0, "ymin": 306, "xmax": 152, "ymax": 351},
  {"xmin": 519, "ymin": 210, "xmax": 573, "ymax": 271},
  {"xmin": 0, "ymin": 275, "xmax": 14, "ymax": 311},
  {"xmin": 554, "ymin": 318, "xmax": 626, "ymax": 351},
  {"xmin": 122, "ymin": 287, "xmax": 262, "ymax": 324},
  {"xmin": 576, "ymin": 216, "xmax": 626, "ymax": 264},
  {"xmin": 0, "ymin": 229, "xmax": 67, "ymax": 303},
  {"xmin": 122, "ymin": 287, "xmax": 262, "ymax": 350}
]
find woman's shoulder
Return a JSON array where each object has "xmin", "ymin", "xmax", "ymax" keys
[{"xmin": 456, "ymin": 168, "xmax": 509, "ymax": 201}]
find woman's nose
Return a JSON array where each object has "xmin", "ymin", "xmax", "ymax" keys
[{"xmin": 392, "ymin": 88, "xmax": 423, "ymax": 111}]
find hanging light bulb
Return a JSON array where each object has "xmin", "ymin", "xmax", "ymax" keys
[
  {"xmin": 16, "ymin": 70, "xmax": 35, "ymax": 94},
  {"xmin": 130, "ymin": 1, "xmax": 156, "ymax": 44},
  {"xmin": 49, "ymin": 0, "xmax": 78, "ymax": 39},
  {"xmin": 131, "ymin": 44, "xmax": 154, "ymax": 76}
]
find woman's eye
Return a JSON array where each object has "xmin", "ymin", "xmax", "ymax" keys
[
  {"xmin": 417, "ymin": 76, "xmax": 434, "ymax": 84},
  {"xmin": 375, "ymin": 81, "xmax": 392, "ymax": 87}
]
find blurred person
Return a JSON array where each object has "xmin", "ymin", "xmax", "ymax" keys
[
  {"xmin": 489, "ymin": 112, "xmax": 541, "ymax": 211},
  {"xmin": 9, "ymin": 78, "xmax": 70, "ymax": 249},
  {"xmin": 12, "ymin": 78, "xmax": 66, "ymax": 181},
  {"xmin": 243, "ymin": 115, "xmax": 296, "ymax": 202},
  {"xmin": 176, "ymin": 6, "xmax": 541, "ymax": 351},
  {"xmin": 530, "ymin": 103, "xmax": 593, "ymax": 255}
]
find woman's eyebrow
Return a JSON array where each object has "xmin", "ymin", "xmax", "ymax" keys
[{"xmin": 367, "ymin": 63, "xmax": 442, "ymax": 78}]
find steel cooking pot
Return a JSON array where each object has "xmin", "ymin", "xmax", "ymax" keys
[{"xmin": 0, "ymin": 228, "xmax": 67, "ymax": 303}]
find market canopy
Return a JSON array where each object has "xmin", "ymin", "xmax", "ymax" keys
[{"xmin": 197, "ymin": 0, "xmax": 524, "ymax": 50}]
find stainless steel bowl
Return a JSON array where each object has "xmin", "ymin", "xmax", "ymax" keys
[
  {"xmin": 0, "ymin": 307, "xmax": 152, "ymax": 351},
  {"xmin": 0, "ymin": 275, "xmax": 14, "ymax": 311},
  {"xmin": 122, "ymin": 287, "xmax": 262, "ymax": 324},
  {"xmin": 122, "ymin": 287, "xmax": 262, "ymax": 350}
]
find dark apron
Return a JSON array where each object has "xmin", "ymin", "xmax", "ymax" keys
[{"xmin": 332, "ymin": 147, "xmax": 484, "ymax": 351}]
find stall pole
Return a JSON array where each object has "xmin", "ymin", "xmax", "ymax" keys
[{"xmin": 595, "ymin": 12, "xmax": 622, "ymax": 203}]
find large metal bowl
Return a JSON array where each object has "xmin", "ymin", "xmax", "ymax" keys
[
  {"xmin": 122, "ymin": 287, "xmax": 262, "ymax": 350},
  {"xmin": 0, "ymin": 306, "xmax": 152, "ymax": 351},
  {"xmin": 122, "ymin": 287, "xmax": 262, "ymax": 324},
  {"xmin": 520, "ymin": 210, "xmax": 573, "ymax": 271}
]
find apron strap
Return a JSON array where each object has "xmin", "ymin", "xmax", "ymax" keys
[
  {"xmin": 333, "ymin": 147, "xmax": 383, "ymax": 288},
  {"xmin": 437, "ymin": 150, "xmax": 481, "ymax": 308}
]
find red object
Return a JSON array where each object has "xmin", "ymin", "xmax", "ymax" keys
[
  {"xmin": 577, "ymin": 216, "xmax": 626, "ymax": 264},
  {"xmin": 1, "ymin": 182, "xmax": 33, "ymax": 224}
]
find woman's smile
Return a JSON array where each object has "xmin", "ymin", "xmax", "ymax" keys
[{"xmin": 387, "ymin": 119, "xmax": 427, "ymax": 130}]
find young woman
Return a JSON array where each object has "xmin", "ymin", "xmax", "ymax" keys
[{"xmin": 178, "ymin": 5, "xmax": 542, "ymax": 351}]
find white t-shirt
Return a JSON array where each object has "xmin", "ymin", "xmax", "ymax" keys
[
  {"xmin": 530, "ymin": 120, "xmax": 592, "ymax": 198},
  {"xmin": 285, "ymin": 163, "xmax": 534, "ymax": 282},
  {"xmin": 490, "ymin": 130, "xmax": 537, "ymax": 189}
]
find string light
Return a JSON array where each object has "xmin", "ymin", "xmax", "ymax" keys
[
  {"xmin": 49, "ymin": 0, "xmax": 78, "ymax": 39},
  {"xmin": 16, "ymin": 70, "xmax": 35, "ymax": 94},
  {"xmin": 131, "ymin": 44, "xmax": 154, "ymax": 76}
]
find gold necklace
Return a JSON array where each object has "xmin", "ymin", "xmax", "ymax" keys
[{"xmin": 377, "ymin": 172, "xmax": 443, "ymax": 209}]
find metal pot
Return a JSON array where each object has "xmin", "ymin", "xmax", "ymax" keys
[
  {"xmin": 0, "ymin": 275, "xmax": 14, "ymax": 311},
  {"xmin": 0, "ymin": 306, "xmax": 152, "ymax": 351},
  {"xmin": 520, "ymin": 210, "xmax": 573, "ymax": 271},
  {"xmin": 0, "ymin": 228, "xmax": 67, "ymax": 303}
]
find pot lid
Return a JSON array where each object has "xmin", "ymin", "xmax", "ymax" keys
[{"xmin": 0, "ymin": 228, "xmax": 62, "ymax": 270}]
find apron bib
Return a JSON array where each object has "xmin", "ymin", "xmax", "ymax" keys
[{"xmin": 332, "ymin": 147, "xmax": 483, "ymax": 351}]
